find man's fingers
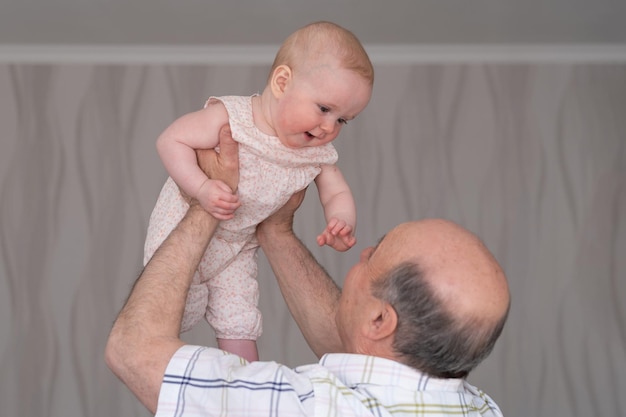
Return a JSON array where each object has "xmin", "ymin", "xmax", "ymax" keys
[
  {"xmin": 195, "ymin": 123, "xmax": 239, "ymax": 193},
  {"xmin": 196, "ymin": 148, "xmax": 217, "ymax": 176},
  {"xmin": 216, "ymin": 124, "xmax": 239, "ymax": 192},
  {"xmin": 217, "ymin": 125, "xmax": 238, "ymax": 170}
]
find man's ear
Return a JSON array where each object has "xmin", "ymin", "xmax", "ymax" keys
[
  {"xmin": 270, "ymin": 64, "xmax": 292, "ymax": 98},
  {"xmin": 364, "ymin": 301, "xmax": 397, "ymax": 341}
]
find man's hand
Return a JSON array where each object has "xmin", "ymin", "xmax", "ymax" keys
[
  {"xmin": 194, "ymin": 124, "xmax": 241, "ymax": 218},
  {"xmin": 196, "ymin": 124, "xmax": 240, "ymax": 193},
  {"xmin": 257, "ymin": 188, "xmax": 307, "ymax": 239}
]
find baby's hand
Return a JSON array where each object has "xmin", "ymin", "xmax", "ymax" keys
[
  {"xmin": 316, "ymin": 218, "xmax": 356, "ymax": 252},
  {"xmin": 197, "ymin": 179, "xmax": 241, "ymax": 220}
]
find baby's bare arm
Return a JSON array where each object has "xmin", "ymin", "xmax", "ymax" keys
[
  {"xmin": 156, "ymin": 101, "xmax": 230, "ymax": 204},
  {"xmin": 314, "ymin": 165, "xmax": 357, "ymax": 251}
]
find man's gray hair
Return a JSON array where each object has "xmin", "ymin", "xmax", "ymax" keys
[{"xmin": 371, "ymin": 262, "xmax": 509, "ymax": 378}]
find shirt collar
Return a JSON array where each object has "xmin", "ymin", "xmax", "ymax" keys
[{"xmin": 318, "ymin": 353, "xmax": 465, "ymax": 392}]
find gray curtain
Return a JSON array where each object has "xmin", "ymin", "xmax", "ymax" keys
[{"xmin": 0, "ymin": 61, "xmax": 624, "ymax": 417}]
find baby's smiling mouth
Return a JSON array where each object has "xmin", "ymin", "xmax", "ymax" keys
[{"xmin": 306, "ymin": 131, "xmax": 315, "ymax": 139}]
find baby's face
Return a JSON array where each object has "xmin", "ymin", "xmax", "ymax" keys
[{"xmin": 272, "ymin": 65, "xmax": 372, "ymax": 149}]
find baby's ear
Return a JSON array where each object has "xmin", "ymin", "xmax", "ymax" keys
[{"xmin": 270, "ymin": 64, "xmax": 292, "ymax": 97}]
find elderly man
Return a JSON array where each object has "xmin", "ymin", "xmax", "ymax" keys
[{"xmin": 106, "ymin": 125, "xmax": 510, "ymax": 416}]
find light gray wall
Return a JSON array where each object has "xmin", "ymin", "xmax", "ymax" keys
[{"xmin": 0, "ymin": 57, "xmax": 625, "ymax": 417}]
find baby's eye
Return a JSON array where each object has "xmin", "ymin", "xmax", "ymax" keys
[
  {"xmin": 338, "ymin": 118, "xmax": 348, "ymax": 125},
  {"xmin": 319, "ymin": 105, "xmax": 330, "ymax": 113}
]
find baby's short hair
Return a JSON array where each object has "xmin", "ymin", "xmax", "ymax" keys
[{"xmin": 269, "ymin": 21, "xmax": 374, "ymax": 85}]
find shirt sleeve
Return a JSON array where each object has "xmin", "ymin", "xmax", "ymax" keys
[{"xmin": 155, "ymin": 345, "xmax": 314, "ymax": 417}]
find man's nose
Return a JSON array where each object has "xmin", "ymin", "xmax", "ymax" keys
[{"xmin": 360, "ymin": 247, "xmax": 374, "ymax": 261}]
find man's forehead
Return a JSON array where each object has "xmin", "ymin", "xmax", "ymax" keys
[{"xmin": 370, "ymin": 223, "xmax": 423, "ymax": 266}]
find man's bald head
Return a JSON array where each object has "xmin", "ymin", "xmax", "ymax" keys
[{"xmin": 370, "ymin": 219, "xmax": 510, "ymax": 378}]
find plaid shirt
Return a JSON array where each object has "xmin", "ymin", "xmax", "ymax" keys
[{"xmin": 156, "ymin": 345, "xmax": 504, "ymax": 417}]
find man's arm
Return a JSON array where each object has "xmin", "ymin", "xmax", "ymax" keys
[
  {"xmin": 105, "ymin": 204, "xmax": 216, "ymax": 412},
  {"xmin": 256, "ymin": 190, "xmax": 344, "ymax": 357},
  {"xmin": 105, "ymin": 125, "xmax": 239, "ymax": 413}
]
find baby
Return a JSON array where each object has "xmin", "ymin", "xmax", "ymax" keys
[{"xmin": 144, "ymin": 21, "xmax": 374, "ymax": 362}]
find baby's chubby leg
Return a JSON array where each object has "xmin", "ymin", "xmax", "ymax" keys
[
  {"xmin": 205, "ymin": 246, "xmax": 262, "ymax": 362},
  {"xmin": 217, "ymin": 339, "xmax": 259, "ymax": 362}
]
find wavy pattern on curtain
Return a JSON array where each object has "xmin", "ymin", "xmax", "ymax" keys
[{"xmin": 0, "ymin": 62, "xmax": 624, "ymax": 417}]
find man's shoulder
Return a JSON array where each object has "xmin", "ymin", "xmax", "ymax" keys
[
  {"xmin": 158, "ymin": 345, "xmax": 318, "ymax": 416},
  {"xmin": 166, "ymin": 345, "xmax": 320, "ymax": 386}
]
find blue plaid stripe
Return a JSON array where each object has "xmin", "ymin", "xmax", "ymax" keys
[{"xmin": 163, "ymin": 374, "xmax": 301, "ymax": 393}]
